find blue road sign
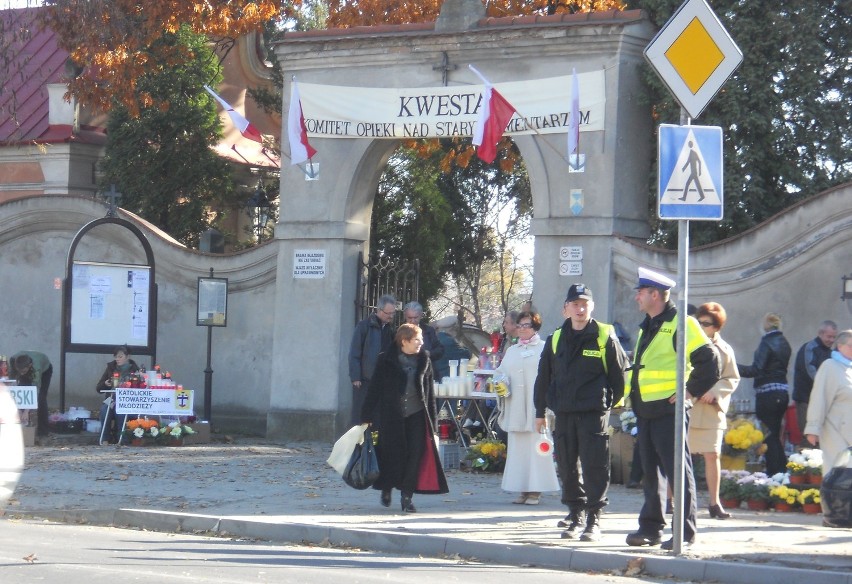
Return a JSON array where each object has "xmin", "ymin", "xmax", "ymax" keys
[{"xmin": 658, "ymin": 124, "xmax": 723, "ymax": 220}]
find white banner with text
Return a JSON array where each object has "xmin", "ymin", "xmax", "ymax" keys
[
  {"xmin": 115, "ymin": 388, "xmax": 195, "ymax": 416},
  {"xmin": 298, "ymin": 71, "xmax": 605, "ymax": 140}
]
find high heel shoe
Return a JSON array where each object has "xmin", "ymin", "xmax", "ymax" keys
[
  {"xmin": 709, "ymin": 504, "xmax": 732, "ymax": 519},
  {"xmin": 401, "ymin": 494, "xmax": 417, "ymax": 513}
]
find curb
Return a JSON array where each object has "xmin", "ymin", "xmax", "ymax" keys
[{"xmin": 17, "ymin": 508, "xmax": 852, "ymax": 584}]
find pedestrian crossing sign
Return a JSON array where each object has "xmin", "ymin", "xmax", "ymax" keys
[{"xmin": 658, "ymin": 124, "xmax": 723, "ymax": 220}]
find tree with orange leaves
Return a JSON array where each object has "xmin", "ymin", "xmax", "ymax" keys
[
  {"xmin": 39, "ymin": 0, "xmax": 279, "ymax": 115},
  {"xmin": 323, "ymin": 0, "xmax": 625, "ymax": 28}
]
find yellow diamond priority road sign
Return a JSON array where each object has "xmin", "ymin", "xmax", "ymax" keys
[{"xmin": 644, "ymin": 0, "xmax": 742, "ymax": 119}]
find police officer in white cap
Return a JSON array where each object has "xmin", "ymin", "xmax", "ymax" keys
[{"xmin": 625, "ymin": 268, "xmax": 719, "ymax": 550}]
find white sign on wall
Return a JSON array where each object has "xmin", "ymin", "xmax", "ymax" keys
[
  {"xmin": 559, "ymin": 246, "xmax": 583, "ymax": 261},
  {"xmin": 559, "ymin": 262, "xmax": 583, "ymax": 276},
  {"xmin": 293, "ymin": 250, "xmax": 327, "ymax": 279}
]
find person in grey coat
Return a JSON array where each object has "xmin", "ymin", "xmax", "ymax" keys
[{"xmin": 349, "ymin": 295, "xmax": 397, "ymax": 425}]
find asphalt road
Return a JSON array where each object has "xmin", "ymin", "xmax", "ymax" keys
[{"xmin": 0, "ymin": 519, "xmax": 674, "ymax": 584}]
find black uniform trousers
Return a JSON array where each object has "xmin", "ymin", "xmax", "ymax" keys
[
  {"xmin": 554, "ymin": 411, "xmax": 611, "ymax": 512},
  {"xmin": 636, "ymin": 413, "xmax": 697, "ymax": 542}
]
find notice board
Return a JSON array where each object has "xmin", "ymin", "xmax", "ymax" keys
[{"xmin": 70, "ymin": 261, "xmax": 152, "ymax": 347}]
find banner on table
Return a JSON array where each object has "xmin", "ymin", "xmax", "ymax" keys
[
  {"xmin": 7, "ymin": 386, "xmax": 36, "ymax": 409},
  {"xmin": 296, "ymin": 70, "xmax": 605, "ymax": 140},
  {"xmin": 115, "ymin": 388, "xmax": 194, "ymax": 416}
]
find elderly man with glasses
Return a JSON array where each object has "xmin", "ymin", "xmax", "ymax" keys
[
  {"xmin": 349, "ymin": 295, "xmax": 398, "ymax": 425},
  {"xmin": 403, "ymin": 301, "xmax": 445, "ymax": 378}
]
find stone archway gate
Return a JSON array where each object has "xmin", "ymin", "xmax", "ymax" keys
[{"xmin": 268, "ymin": 0, "xmax": 657, "ymax": 441}]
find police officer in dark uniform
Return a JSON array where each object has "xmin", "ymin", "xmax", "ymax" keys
[
  {"xmin": 534, "ymin": 284, "xmax": 628, "ymax": 541},
  {"xmin": 626, "ymin": 268, "xmax": 719, "ymax": 551}
]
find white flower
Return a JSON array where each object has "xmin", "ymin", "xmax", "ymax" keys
[
  {"xmin": 150, "ymin": 427, "xmax": 159, "ymax": 437},
  {"xmin": 630, "ymin": 427, "xmax": 638, "ymax": 436},
  {"xmin": 133, "ymin": 427, "xmax": 144, "ymax": 438},
  {"xmin": 170, "ymin": 426, "xmax": 182, "ymax": 438}
]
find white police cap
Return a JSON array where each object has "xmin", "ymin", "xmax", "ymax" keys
[{"xmin": 635, "ymin": 267, "xmax": 676, "ymax": 290}]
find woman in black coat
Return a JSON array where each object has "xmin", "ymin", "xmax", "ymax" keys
[
  {"xmin": 361, "ymin": 323, "xmax": 448, "ymax": 513},
  {"xmin": 738, "ymin": 313, "xmax": 792, "ymax": 475}
]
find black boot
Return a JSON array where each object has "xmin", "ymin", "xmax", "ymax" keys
[
  {"xmin": 380, "ymin": 489, "xmax": 392, "ymax": 508},
  {"xmin": 580, "ymin": 509, "xmax": 601, "ymax": 542},
  {"xmin": 401, "ymin": 492, "xmax": 416, "ymax": 513},
  {"xmin": 560, "ymin": 509, "xmax": 586, "ymax": 539}
]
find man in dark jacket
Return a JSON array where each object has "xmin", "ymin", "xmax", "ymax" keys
[
  {"xmin": 626, "ymin": 268, "xmax": 719, "ymax": 551},
  {"xmin": 792, "ymin": 320, "xmax": 837, "ymax": 445},
  {"xmin": 534, "ymin": 283, "xmax": 628, "ymax": 542},
  {"xmin": 348, "ymin": 295, "xmax": 397, "ymax": 425},
  {"xmin": 403, "ymin": 301, "xmax": 445, "ymax": 374}
]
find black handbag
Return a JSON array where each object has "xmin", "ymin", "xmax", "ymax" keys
[{"xmin": 343, "ymin": 429, "xmax": 380, "ymax": 490}]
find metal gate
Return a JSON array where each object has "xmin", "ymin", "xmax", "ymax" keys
[{"xmin": 355, "ymin": 252, "xmax": 419, "ymax": 325}]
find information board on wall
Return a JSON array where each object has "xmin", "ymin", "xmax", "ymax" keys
[{"xmin": 70, "ymin": 262, "xmax": 151, "ymax": 346}]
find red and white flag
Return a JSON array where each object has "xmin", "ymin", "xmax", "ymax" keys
[
  {"xmin": 469, "ymin": 65, "xmax": 517, "ymax": 164},
  {"xmin": 288, "ymin": 81, "xmax": 317, "ymax": 165},
  {"xmin": 204, "ymin": 85, "xmax": 263, "ymax": 143},
  {"xmin": 567, "ymin": 68, "xmax": 580, "ymax": 161}
]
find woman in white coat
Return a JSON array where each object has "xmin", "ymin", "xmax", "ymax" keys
[
  {"xmin": 805, "ymin": 329, "xmax": 852, "ymax": 474},
  {"xmin": 495, "ymin": 310, "xmax": 559, "ymax": 505}
]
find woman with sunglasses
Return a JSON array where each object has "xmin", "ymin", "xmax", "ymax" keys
[{"xmin": 689, "ymin": 303, "xmax": 740, "ymax": 519}]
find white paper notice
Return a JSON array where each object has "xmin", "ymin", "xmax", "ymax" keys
[
  {"xmin": 293, "ymin": 249, "xmax": 326, "ymax": 279},
  {"xmin": 89, "ymin": 294, "xmax": 106, "ymax": 319}
]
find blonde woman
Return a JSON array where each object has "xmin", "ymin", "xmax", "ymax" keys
[
  {"xmin": 689, "ymin": 303, "xmax": 740, "ymax": 519},
  {"xmin": 738, "ymin": 313, "xmax": 792, "ymax": 475}
]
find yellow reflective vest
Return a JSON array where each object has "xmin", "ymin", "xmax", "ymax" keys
[{"xmin": 633, "ymin": 314, "xmax": 707, "ymax": 402}]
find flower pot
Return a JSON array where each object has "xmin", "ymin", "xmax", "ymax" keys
[
  {"xmin": 788, "ymin": 474, "xmax": 807, "ymax": 485},
  {"xmin": 807, "ymin": 473, "xmax": 822, "ymax": 486},
  {"xmin": 774, "ymin": 502, "xmax": 794, "ymax": 512},
  {"xmin": 166, "ymin": 437, "xmax": 184, "ymax": 447},
  {"xmin": 131, "ymin": 438, "xmax": 145, "ymax": 446},
  {"xmin": 720, "ymin": 454, "xmax": 747, "ymax": 470},
  {"xmin": 746, "ymin": 499, "xmax": 770, "ymax": 511},
  {"xmin": 719, "ymin": 497, "xmax": 741, "ymax": 509},
  {"xmin": 802, "ymin": 502, "xmax": 821, "ymax": 514}
]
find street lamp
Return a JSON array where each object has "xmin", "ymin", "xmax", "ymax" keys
[
  {"xmin": 246, "ymin": 181, "xmax": 271, "ymax": 242},
  {"xmin": 842, "ymin": 274, "xmax": 852, "ymax": 314}
]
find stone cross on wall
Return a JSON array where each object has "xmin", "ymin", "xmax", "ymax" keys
[
  {"xmin": 102, "ymin": 184, "xmax": 122, "ymax": 217},
  {"xmin": 432, "ymin": 51, "xmax": 458, "ymax": 86}
]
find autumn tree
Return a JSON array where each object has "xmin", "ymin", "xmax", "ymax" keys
[
  {"xmin": 39, "ymin": 0, "xmax": 279, "ymax": 115},
  {"xmin": 98, "ymin": 26, "xmax": 235, "ymax": 248}
]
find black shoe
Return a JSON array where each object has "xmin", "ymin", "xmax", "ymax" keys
[
  {"xmin": 401, "ymin": 494, "xmax": 416, "ymax": 513},
  {"xmin": 559, "ymin": 510, "xmax": 586, "ymax": 540},
  {"xmin": 380, "ymin": 490, "xmax": 391, "ymax": 508},
  {"xmin": 625, "ymin": 531, "xmax": 662, "ymax": 547},
  {"xmin": 661, "ymin": 537, "xmax": 694, "ymax": 551},
  {"xmin": 579, "ymin": 510, "xmax": 601, "ymax": 542},
  {"xmin": 708, "ymin": 504, "xmax": 731, "ymax": 519}
]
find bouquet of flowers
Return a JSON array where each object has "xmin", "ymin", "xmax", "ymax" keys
[
  {"xmin": 619, "ymin": 409, "xmax": 638, "ymax": 436},
  {"xmin": 723, "ymin": 419, "xmax": 765, "ymax": 456},
  {"xmin": 464, "ymin": 438, "xmax": 507, "ymax": 472},
  {"xmin": 785, "ymin": 458, "xmax": 808, "ymax": 476},
  {"xmin": 769, "ymin": 485, "xmax": 800, "ymax": 506},
  {"xmin": 798, "ymin": 488, "xmax": 821, "ymax": 505},
  {"xmin": 158, "ymin": 420, "xmax": 196, "ymax": 442},
  {"xmin": 123, "ymin": 417, "xmax": 160, "ymax": 443},
  {"xmin": 802, "ymin": 449, "xmax": 823, "ymax": 477},
  {"xmin": 719, "ymin": 469, "xmax": 750, "ymax": 501},
  {"xmin": 737, "ymin": 471, "xmax": 772, "ymax": 502}
]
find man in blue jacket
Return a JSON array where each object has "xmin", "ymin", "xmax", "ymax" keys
[
  {"xmin": 792, "ymin": 320, "xmax": 836, "ymax": 446},
  {"xmin": 349, "ymin": 295, "xmax": 397, "ymax": 425}
]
